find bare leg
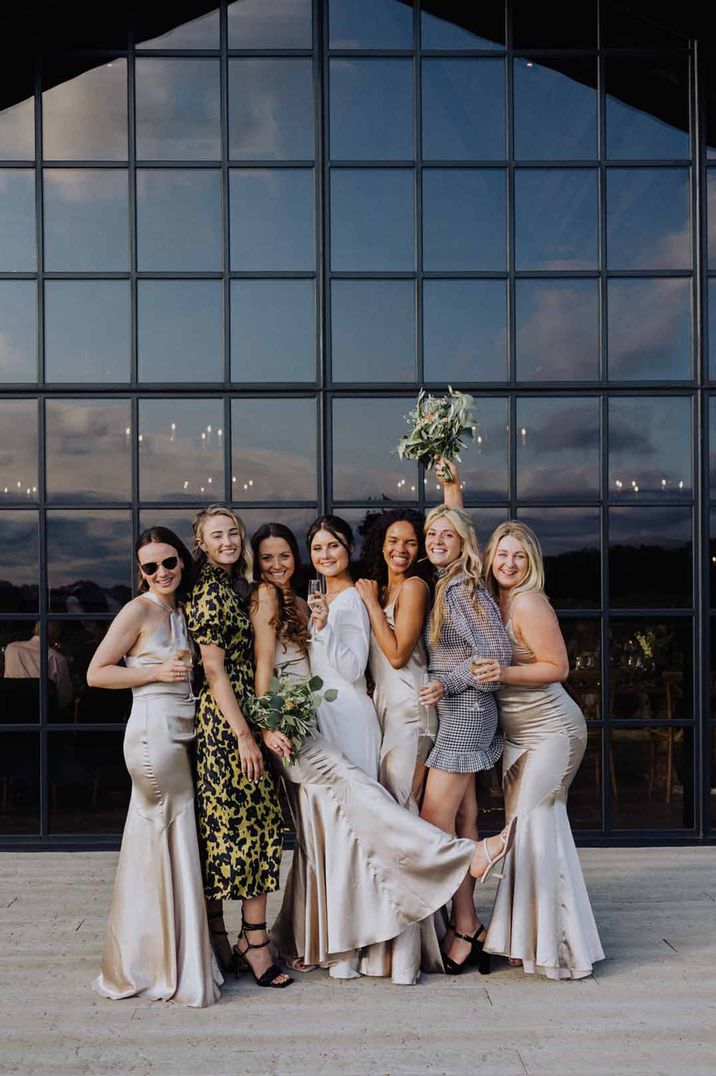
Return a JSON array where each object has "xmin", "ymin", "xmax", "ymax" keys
[
  {"xmin": 206, "ymin": 897, "xmax": 232, "ymax": 971},
  {"xmin": 446, "ymin": 779, "xmax": 484, "ymax": 966},
  {"xmin": 236, "ymin": 892, "xmax": 292, "ymax": 986}
]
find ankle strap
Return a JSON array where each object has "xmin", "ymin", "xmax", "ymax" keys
[{"xmin": 241, "ymin": 920, "xmax": 267, "ymax": 932}]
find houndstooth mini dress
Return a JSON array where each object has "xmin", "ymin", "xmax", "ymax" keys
[{"xmin": 425, "ymin": 572, "xmax": 512, "ymax": 774}]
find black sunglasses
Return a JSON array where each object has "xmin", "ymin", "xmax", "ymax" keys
[{"xmin": 139, "ymin": 556, "xmax": 179, "ymax": 576}]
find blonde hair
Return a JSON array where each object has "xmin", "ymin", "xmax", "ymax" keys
[
  {"xmin": 192, "ymin": 504, "xmax": 253, "ymax": 585},
  {"xmin": 425, "ymin": 505, "xmax": 484, "ymax": 646},
  {"xmin": 483, "ymin": 521, "xmax": 545, "ymax": 601}
]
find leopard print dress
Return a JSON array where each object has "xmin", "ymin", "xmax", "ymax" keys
[{"xmin": 186, "ymin": 561, "xmax": 282, "ymax": 901}]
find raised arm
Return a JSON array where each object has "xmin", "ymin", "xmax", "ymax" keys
[
  {"xmin": 315, "ymin": 591, "xmax": 370, "ymax": 683},
  {"xmin": 87, "ymin": 601, "xmax": 187, "ymax": 689},
  {"xmin": 432, "ymin": 584, "xmax": 511, "ymax": 696},
  {"xmin": 356, "ymin": 576, "xmax": 428, "ymax": 669},
  {"xmin": 475, "ymin": 591, "xmax": 569, "ymax": 689},
  {"xmin": 436, "ymin": 457, "xmax": 465, "ymax": 510}
]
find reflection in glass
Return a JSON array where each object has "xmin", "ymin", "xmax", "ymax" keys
[
  {"xmin": 45, "ymin": 399, "xmax": 132, "ymax": 504},
  {"xmin": 1, "ymin": 624, "xmax": 42, "ymax": 722},
  {"xmin": 48, "ymin": 731, "xmax": 130, "ymax": 834},
  {"xmin": 516, "ymin": 397, "xmax": 600, "ymax": 500},
  {"xmin": 709, "ymin": 281, "xmax": 716, "ymax": 378},
  {"xmin": 331, "ymin": 280, "xmax": 415, "ymax": 382},
  {"xmin": 607, "ymin": 168, "xmax": 690, "ymax": 271},
  {"xmin": 228, "ymin": 0, "xmax": 312, "ymax": 49},
  {"xmin": 514, "ymin": 59, "xmax": 596, "ymax": 161},
  {"xmin": 0, "ymin": 169, "xmax": 35, "ymax": 270},
  {"xmin": 516, "ymin": 509, "xmax": 601, "ymax": 609},
  {"xmin": 139, "ymin": 509, "xmax": 197, "ymax": 555},
  {"xmin": 44, "ymin": 281, "xmax": 130, "ymax": 383},
  {"xmin": 559, "ymin": 621, "xmax": 601, "ymax": 717},
  {"xmin": 422, "ymin": 168, "xmax": 505, "ymax": 271},
  {"xmin": 136, "ymin": 169, "xmax": 221, "ymax": 271},
  {"xmin": 711, "ymin": 399, "xmax": 716, "ymax": 499},
  {"xmin": 136, "ymin": 7, "xmax": 220, "ymax": 49},
  {"xmin": 42, "ymin": 59, "xmax": 127, "ymax": 161},
  {"xmin": 516, "ymin": 279, "xmax": 598, "ymax": 381},
  {"xmin": 329, "ymin": 0, "xmax": 413, "ymax": 49},
  {"xmin": 711, "ymin": 516, "xmax": 716, "ymax": 605},
  {"xmin": 512, "ymin": 0, "xmax": 597, "ymax": 48},
  {"xmin": 423, "ymin": 280, "xmax": 506, "ymax": 382},
  {"xmin": 611, "ymin": 726, "xmax": 693, "ymax": 830},
  {"xmin": 139, "ymin": 398, "xmax": 224, "ymax": 503},
  {"xmin": 421, "ymin": 1, "xmax": 505, "ymax": 50},
  {"xmin": 330, "ymin": 59, "xmax": 412, "ymax": 161},
  {"xmin": 422, "ymin": 59, "xmax": 504, "ymax": 161},
  {"xmin": 47, "ymin": 620, "xmax": 132, "ymax": 725},
  {"xmin": 711, "ymin": 727, "xmax": 716, "ymax": 829},
  {"xmin": 333, "ymin": 398, "xmax": 418, "ymax": 503},
  {"xmin": 606, "ymin": 57, "xmax": 690, "ymax": 160},
  {"xmin": 230, "ymin": 168, "xmax": 315, "ymax": 270},
  {"xmin": 602, "ymin": 1, "xmax": 688, "ymax": 48},
  {"xmin": 47, "ymin": 510, "xmax": 132, "ymax": 613},
  {"xmin": 135, "ymin": 59, "xmax": 220, "ymax": 160},
  {"xmin": 425, "ymin": 397, "xmax": 509, "ymax": 504},
  {"xmin": 231, "ymin": 398, "xmax": 317, "ymax": 501},
  {"xmin": 331, "ymin": 169, "xmax": 413, "ymax": 271},
  {"xmin": 0, "ymin": 734, "xmax": 39, "ymax": 833},
  {"xmin": 710, "ymin": 172, "xmax": 716, "ymax": 268},
  {"xmin": 0, "ymin": 80, "xmax": 34, "ymax": 160},
  {"xmin": 0, "ymin": 512, "xmax": 38, "ymax": 612},
  {"xmin": 609, "ymin": 397, "xmax": 692, "ymax": 499},
  {"xmin": 230, "ymin": 59, "xmax": 314, "ymax": 161},
  {"xmin": 607, "ymin": 278, "xmax": 691, "ymax": 381},
  {"xmin": 0, "ymin": 399, "xmax": 37, "ymax": 504},
  {"xmin": 0, "ymin": 281, "xmax": 36, "ymax": 382},
  {"xmin": 514, "ymin": 168, "xmax": 598, "ymax": 271},
  {"xmin": 569, "ymin": 731, "xmax": 603, "ymax": 830},
  {"xmin": 609, "ymin": 507, "xmax": 692, "ymax": 609},
  {"xmin": 44, "ymin": 169, "xmax": 129, "ymax": 272},
  {"xmin": 231, "ymin": 280, "xmax": 316, "ymax": 382},
  {"xmin": 138, "ymin": 281, "xmax": 222, "ymax": 383},
  {"xmin": 609, "ymin": 618, "xmax": 691, "ymax": 721}
]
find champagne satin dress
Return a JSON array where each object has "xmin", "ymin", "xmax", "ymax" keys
[
  {"xmin": 484, "ymin": 622, "xmax": 605, "ymax": 980},
  {"xmin": 94, "ymin": 593, "xmax": 222, "ymax": 1008}
]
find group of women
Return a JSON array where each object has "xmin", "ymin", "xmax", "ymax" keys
[{"xmin": 88, "ymin": 461, "xmax": 603, "ymax": 1008}]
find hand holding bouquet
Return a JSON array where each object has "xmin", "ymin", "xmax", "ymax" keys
[
  {"xmin": 396, "ymin": 387, "xmax": 478, "ymax": 483},
  {"xmin": 249, "ymin": 663, "xmax": 337, "ymax": 764}
]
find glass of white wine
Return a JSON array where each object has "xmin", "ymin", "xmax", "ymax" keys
[
  {"xmin": 307, "ymin": 576, "xmax": 326, "ymax": 641},
  {"xmin": 175, "ymin": 647, "xmax": 199, "ymax": 702}
]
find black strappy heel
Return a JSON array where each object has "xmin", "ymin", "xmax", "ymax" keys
[
  {"xmin": 208, "ymin": 910, "xmax": 237, "ymax": 974},
  {"xmin": 233, "ymin": 920, "xmax": 294, "ymax": 988},
  {"xmin": 442, "ymin": 924, "xmax": 491, "ymax": 976}
]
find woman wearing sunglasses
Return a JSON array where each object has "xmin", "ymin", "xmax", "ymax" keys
[{"xmin": 89, "ymin": 527, "xmax": 222, "ymax": 1008}]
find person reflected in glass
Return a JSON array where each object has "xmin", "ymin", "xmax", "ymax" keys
[
  {"xmin": 3, "ymin": 621, "xmax": 73, "ymax": 711},
  {"xmin": 185, "ymin": 504, "xmax": 291, "ymax": 989},
  {"xmin": 88, "ymin": 526, "xmax": 221, "ymax": 1007}
]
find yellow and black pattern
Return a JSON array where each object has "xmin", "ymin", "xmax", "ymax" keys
[{"xmin": 186, "ymin": 562, "xmax": 282, "ymax": 901}]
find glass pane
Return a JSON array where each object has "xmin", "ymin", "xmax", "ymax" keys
[
  {"xmin": 45, "ymin": 399, "xmax": 132, "ymax": 504},
  {"xmin": 711, "ymin": 517, "xmax": 716, "ymax": 608},
  {"xmin": 138, "ymin": 281, "xmax": 223, "ymax": 383},
  {"xmin": 230, "ymin": 168, "xmax": 315, "ymax": 270},
  {"xmin": 422, "ymin": 168, "xmax": 505, "ymax": 271},
  {"xmin": 516, "ymin": 397, "xmax": 600, "ymax": 500},
  {"xmin": 240, "ymin": 508, "xmax": 317, "ymax": 570},
  {"xmin": 330, "ymin": 59, "xmax": 412, "ymax": 162},
  {"xmin": 602, "ymin": 1, "xmax": 688, "ymax": 48},
  {"xmin": 611, "ymin": 726, "xmax": 694, "ymax": 830},
  {"xmin": 710, "ymin": 171, "xmax": 716, "ymax": 269},
  {"xmin": 329, "ymin": 0, "xmax": 413, "ymax": 49},
  {"xmin": 231, "ymin": 398, "xmax": 317, "ymax": 501},
  {"xmin": 512, "ymin": 0, "xmax": 597, "ymax": 48},
  {"xmin": 0, "ymin": 734, "xmax": 39, "ymax": 833},
  {"xmin": 569, "ymin": 730, "xmax": 603, "ymax": 830},
  {"xmin": 0, "ymin": 281, "xmax": 36, "ymax": 383},
  {"xmin": 47, "ymin": 510, "xmax": 132, "ymax": 613},
  {"xmin": 48, "ymin": 731, "xmax": 131, "ymax": 834},
  {"xmin": 425, "ymin": 398, "xmax": 509, "ymax": 505},
  {"xmin": 0, "ymin": 400, "xmax": 37, "ymax": 504},
  {"xmin": 514, "ymin": 168, "xmax": 598, "ymax": 271},
  {"xmin": 47, "ymin": 620, "xmax": 132, "ymax": 725},
  {"xmin": 333, "ymin": 398, "xmax": 418, "ymax": 503},
  {"xmin": 610, "ymin": 397, "xmax": 692, "ymax": 501},
  {"xmin": 606, "ymin": 168, "xmax": 690, "ymax": 271},
  {"xmin": 135, "ymin": 59, "xmax": 220, "ymax": 160},
  {"xmin": 136, "ymin": 169, "xmax": 221, "ymax": 271},
  {"xmin": 607, "ymin": 278, "xmax": 691, "ymax": 381},
  {"xmin": 230, "ymin": 59, "xmax": 314, "ymax": 162},
  {"xmin": 331, "ymin": 168, "xmax": 414, "ymax": 271},
  {"xmin": 139, "ymin": 398, "xmax": 224, "ymax": 503},
  {"xmin": 0, "ymin": 169, "xmax": 35, "ymax": 270},
  {"xmin": 421, "ymin": 1, "xmax": 505, "ymax": 50},
  {"xmin": 0, "ymin": 512, "xmax": 38, "ymax": 612},
  {"xmin": 228, "ymin": 0, "xmax": 312, "ymax": 49},
  {"xmin": 560, "ymin": 620, "xmax": 601, "ymax": 717},
  {"xmin": 139, "ymin": 509, "xmax": 197, "ymax": 554},
  {"xmin": 516, "ymin": 508, "xmax": 601, "ymax": 609},
  {"xmin": 710, "ymin": 728, "xmax": 716, "ymax": 829},
  {"xmin": 711, "ymin": 399, "xmax": 716, "ymax": 498},
  {"xmin": 709, "ymin": 281, "xmax": 716, "ymax": 378},
  {"xmin": 606, "ymin": 57, "xmax": 690, "ymax": 161},
  {"xmin": 422, "ymin": 59, "xmax": 504, "ymax": 162},
  {"xmin": 609, "ymin": 507, "xmax": 692, "ymax": 609},
  {"xmin": 516, "ymin": 279, "xmax": 599, "ymax": 381},
  {"xmin": 44, "ymin": 281, "xmax": 130, "ymax": 383},
  {"xmin": 423, "ymin": 280, "xmax": 506, "ymax": 382},
  {"xmin": 514, "ymin": 59, "xmax": 597, "ymax": 162},
  {"xmin": 231, "ymin": 280, "xmax": 316, "ymax": 382},
  {"xmin": 0, "ymin": 74, "xmax": 34, "ymax": 160},
  {"xmin": 331, "ymin": 280, "xmax": 415, "ymax": 382},
  {"xmin": 44, "ymin": 169, "xmax": 129, "ymax": 272},
  {"xmin": 609, "ymin": 618, "xmax": 692, "ymax": 721},
  {"xmin": 42, "ymin": 59, "xmax": 127, "ymax": 161},
  {"xmin": 136, "ymin": 7, "xmax": 220, "ymax": 49},
  {"xmin": 1, "ymin": 624, "xmax": 41, "ymax": 722}
]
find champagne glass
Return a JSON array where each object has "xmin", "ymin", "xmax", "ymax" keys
[
  {"xmin": 418, "ymin": 671, "xmax": 432, "ymax": 719},
  {"xmin": 175, "ymin": 648, "xmax": 199, "ymax": 702},
  {"xmin": 308, "ymin": 576, "xmax": 326, "ymax": 641}
]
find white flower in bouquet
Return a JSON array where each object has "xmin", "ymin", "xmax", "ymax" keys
[{"xmin": 396, "ymin": 387, "xmax": 478, "ymax": 483}]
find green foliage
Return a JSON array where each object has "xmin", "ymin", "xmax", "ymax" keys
[
  {"xmin": 396, "ymin": 387, "xmax": 478, "ymax": 481},
  {"xmin": 247, "ymin": 662, "xmax": 337, "ymax": 764}
]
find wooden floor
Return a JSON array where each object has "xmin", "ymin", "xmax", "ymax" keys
[{"xmin": 1, "ymin": 848, "xmax": 715, "ymax": 1075}]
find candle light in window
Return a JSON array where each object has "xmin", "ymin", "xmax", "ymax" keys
[
  {"xmin": 678, "ymin": 480, "xmax": 684, "ymax": 489},
  {"xmin": 201, "ymin": 431, "xmax": 206, "ymax": 446},
  {"xmin": 16, "ymin": 481, "xmax": 21, "ymax": 488},
  {"xmin": 217, "ymin": 428, "xmax": 223, "ymax": 438},
  {"xmin": 207, "ymin": 477, "xmax": 212, "ymax": 485},
  {"xmin": 631, "ymin": 480, "xmax": 637, "ymax": 489},
  {"xmin": 520, "ymin": 427, "xmax": 527, "ymax": 446},
  {"xmin": 125, "ymin": 426, "xmax": 131, "ymax": 445},
  {"xmin": 248, "ymin": 480, "xmax": 253, "ymax": 487},
  {"xmin": 138, "ymin": 434, "xmax": 143, "ymax": 443},
  {"xmin": 410, "ymin": 485, "xmax": 415, "ymax": 492},
  {"xmin": 232, "ymin": 475, "xmax": 236, "ymax": 484},
  {"xmin": 183, "ymin": 481, "xmax": 189, "ymax": 490},
  {"xmin": 200, "ymin": 486, "xmax": 205, "ymax": 494},
  {"xmin": 615, "ymin": 479, "xmax": 623, "ymax": 489},
  {"xmin": 661, "ymin": 478, "xmax": 667, "ymax": 488},
  {"xmin": 170, "ymin": 422, "xmax": 176, "ymax": 443},
  {"xmin": 633, "ymin": 484, "xmax": 639, "ymax": 492}
]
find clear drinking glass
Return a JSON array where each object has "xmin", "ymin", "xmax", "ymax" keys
[
  {"xmin": 175, "ymin": 647, "xmax": 199, "ymax": 702},
  {"xmin": 307, "ymin": 576, "xmax": 326, "ymax": 641}
]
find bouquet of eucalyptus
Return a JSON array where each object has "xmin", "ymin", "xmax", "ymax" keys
[
  {"xmin": 396, "ymin": 387, "xmax": 478, "ymax": 483},
  {"xmin": 249, "ymin": 663, "xmax": 337, "ymax": 764}
]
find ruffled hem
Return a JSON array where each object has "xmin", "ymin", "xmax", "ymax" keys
[{"xmin": 426, "ymin": 742, "xmax": 502, "ymax": 773}]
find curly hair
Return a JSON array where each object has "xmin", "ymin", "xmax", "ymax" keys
[
  {"xmin": 358, "ymin": 509, "xmax": 431, "ymax": 605},
  {"xmin": 251, "ymin": 523, "xmax": 310, "ymax": 653}
]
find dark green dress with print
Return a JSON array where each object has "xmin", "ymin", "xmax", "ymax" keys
[{"xmin": 186, "ymin": 561, "xmax": 282, "ymax": 901}]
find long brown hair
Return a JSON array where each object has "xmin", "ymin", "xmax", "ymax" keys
[
  {"xmin": 251, "ymin": 523, "xmax": 310, "ymax": 652},
  {"xmin": 425, "ymin": 505, "xmax": 485, "ymax": 646}
]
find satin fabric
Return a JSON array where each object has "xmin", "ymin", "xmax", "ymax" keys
[
  {"xmin": 485, "ymin": 622, "xmax": 605, "ymax": 980},
  {"xmin": 94, "ymin": 595, "xmax": 222, "ymax": 1007}
]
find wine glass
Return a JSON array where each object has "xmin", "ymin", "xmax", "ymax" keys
[
  {"xmin": 175, "ymin": 648, "xmax": 199, "ymax": 702},
  {"xmin": 307, "ymin": 576, "xmax": 326, "ymax": 641}
]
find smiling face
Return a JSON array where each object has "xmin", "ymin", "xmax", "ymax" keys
[
  {"xmin": 492, "ymin": 534, "xmax": 530, "ymax": 591},
  {"xmin": 198, "ymin": 513, "xmax": 241, "ymax": 570},
  {"xmin": 383, "ymin": 519, "xmax": 419, "ymax": 577},
  {"xmin": 310, "ymin": 528, "xmax": 350, "ymax": 578},
  {"xmin": 258, "ymin": 535, "xmax": 296, "ymax": 589},
  {"xmin": 137, "ymin": 541, "xmax": 183, "ymax": 600},
  {"xmin": 425, "ymin": 516, "xmax": 462, "ymax": 569}
]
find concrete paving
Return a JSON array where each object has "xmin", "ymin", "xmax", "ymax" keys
[{"xmin": 0, "ymin": 848, "xmax": 715, "ymax": 1076}]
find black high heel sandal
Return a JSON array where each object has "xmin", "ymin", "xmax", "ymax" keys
[
  {"xmin": 233, "ymin": 920, "xmax": 294, "ymax": 988},
  {"xmin": 442, "ymin": 924, "xmax": 491, "ymax": 977},
  {"xmin": 208, "ymin": 911, "xmax": 237, "ymax": 974}
]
